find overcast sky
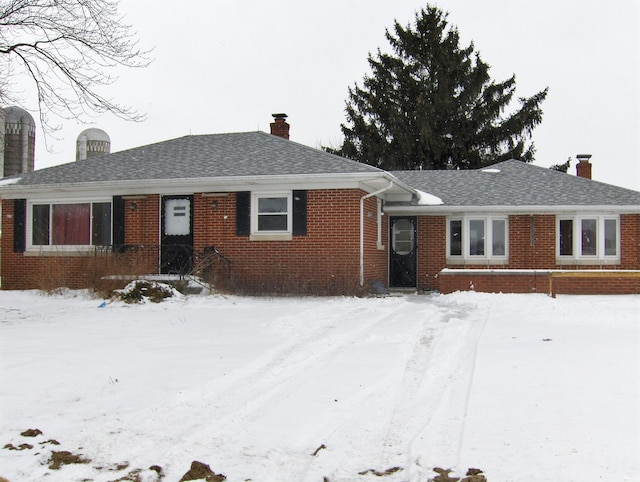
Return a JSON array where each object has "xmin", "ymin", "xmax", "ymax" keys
[{"xmin": 27, "ymin": 0, "xmax": 640, "ymax": 191}]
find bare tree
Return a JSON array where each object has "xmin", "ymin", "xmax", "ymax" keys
[{"xmin": 0, "ymin": 0, "xmax": 150, "ymax": 135}]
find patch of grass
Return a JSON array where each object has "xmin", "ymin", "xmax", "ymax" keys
[
  {"xmin": 48, "ymin": 450, "xmax": 91, "ymax": 470},
  {"xmin": 358, "ymin": 466, "xmax": 403, "ymax": 476},
  {"xmin": 179, "ymin": 461, "xmax": 226, "ymax": 481},
  {"xmin": 429, "ymin": 467, "xmax": 487, "ymax": 482}
]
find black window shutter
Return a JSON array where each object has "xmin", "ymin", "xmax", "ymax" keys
[
  {"xmin": 236, "ymin": 191, "xmax": 250, "ymax": 236},
  {"xmin": 292, "ymin": 190, "xmax": 307, "ymax": 236},
  {"xmin": 13, "ymin": 199, "xmax": 26, "ymax": 253},
  {"xmin": 112, "ymin": 196, "xmax": 125, "ymax": 251}
]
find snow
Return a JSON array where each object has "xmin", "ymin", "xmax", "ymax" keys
[
  {"xmin": 0, "ymin": 176, "xmax": 21, "ymax": 186},
  {"xmin": 416, "ymin": 189, "xmax": 444, "ymax": 205},
  {"xmin": 0, "ymin": 290, "xmax": 638, "ymax": 482},
  {"xmin": 481, "ymin": 168, "xmax": 501, "ymax": 173}
]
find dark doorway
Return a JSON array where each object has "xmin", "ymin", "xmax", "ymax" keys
[
  {"xmin": 160, "ymin": 195, "xmax": 194, "ymax": 275},
  {"xmin": 389, "ymin": 216, "xmax": 417, "ymax": 288}
]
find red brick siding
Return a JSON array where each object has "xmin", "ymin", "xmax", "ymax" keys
[
  {"xmin": 1, "ymin": 200, "xmax": 111, "ymax": 290},
  {"xmin": 550, "ymin": 276, "xmax": 640, "ymax": 295},
  {"xmin": 191, "ymin": 189, "xmax": 383, "ymax": 294},
  {"xmin": 415, "ymin": 216, "xmax": 446, "ymax": 291},
  {"xmin": 420, "ymin": 213, "xmax": 640, "ymax": 294},
  {"xmin": 1, "ymin": 189, "xmax": 388, "ymax": 293},
  {"xmin": 4, "ymin": 193, "xmax": 639, "ymax": 295},
  {"xmin": 125, "ymin": 195, "xmax": 160, "ymax": 245},
  {"xmin": 620, "ymin": 214, "xmax": 640, "ymax": 268}
]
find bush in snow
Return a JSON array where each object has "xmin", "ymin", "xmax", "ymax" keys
[{"xmin": 113, "ymin": 280, "xmax": 178, "ymax": 304}]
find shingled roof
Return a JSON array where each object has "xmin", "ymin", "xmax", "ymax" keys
[
  {"xmin": 389, "ymin": 160, "xmax": 640, "ymax": 209},
  {"xmin": 6, "ymin": 131, "xmax": 381, "ymax": 187},
  {"xmin": 2, "ymin": 132, "xmax": 638, "ymax": 211}
]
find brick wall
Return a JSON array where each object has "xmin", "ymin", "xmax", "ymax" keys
[
  {"xmin": 416, "ymin": 216, "xmax": 446, "ymax": 291},
  {"xmin": 4, "ymin": 195, "xmax": 638, "ymax": 295},
  {"xmin": 124, "ymin": 195, "xmax": 159, "ymax": 245},
  {"xmin": 1, "ymin": 189, "xmax": 386, "ymax": 294},
  {"xmin": 1, "ymin": 200, "xmax": 112, "ymax": 290},
  {"xmin": 192, "ymin": 189, "xmax": 382, "ymax": 294},
  {"xmin": 421, "ymin": 213, "xmax": 640, "ymax": 294}
]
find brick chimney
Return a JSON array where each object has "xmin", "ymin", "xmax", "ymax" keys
[
  {"xmin": 576, "ymin": 154, "xmax": 592, "ymax": 179},
  {"xmin": 270, "ymin": 113, "xmax": 290, "ymax": 139}
]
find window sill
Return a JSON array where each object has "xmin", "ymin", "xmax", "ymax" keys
[
  {"xmin": 446, "ymin": 257, "xmax": 509, "ymax": 265},
  {"xmin": 24, "ymin": 248, "xmax": 105, "ymax": 257},
  {"xmin": 556, "ymin": 257, "xmax": 620, "ymax": 266},
  {"xmin": 249, "ymin": 233, "xmax": 293, "ymax": 242}
]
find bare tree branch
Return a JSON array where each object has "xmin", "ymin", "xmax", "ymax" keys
[{"xmin": 0, "ymin": 0, "xmax": 151, "ymax": 137}]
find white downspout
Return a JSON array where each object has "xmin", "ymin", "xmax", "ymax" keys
[{"xmin": 360, "ymin": 181, "xmax": 394, "ymax": 287}]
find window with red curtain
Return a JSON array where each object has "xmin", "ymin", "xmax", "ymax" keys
[{"xmin": 52, "ymin": 204, "xmax": 91, "ymax": 245}]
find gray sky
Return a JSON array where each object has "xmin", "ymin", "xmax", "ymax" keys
[{"xmin": 30, "ymin": 0, "xmax": 640, "ymax": 190}]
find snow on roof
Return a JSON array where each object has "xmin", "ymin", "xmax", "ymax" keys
[
  {"xmin": 416, "ymin": 189, "xmax": 443, "ymax": 205},
  {"xmin": 0, "ymin": 176, "xmax": 22, "ymax": 186}
]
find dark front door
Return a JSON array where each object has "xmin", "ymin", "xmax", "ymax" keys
[
  {"xmin": 161, "ymin": 195, "xmax": 194, "ymax": 275},
  {"xmin": 389, "ymin": 216, "xmax": 417, "ymax": 288}
]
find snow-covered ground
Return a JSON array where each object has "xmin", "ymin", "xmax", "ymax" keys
[{"xmin": 0, "ymin": 289, "xmax": 638, "ymax": 482}]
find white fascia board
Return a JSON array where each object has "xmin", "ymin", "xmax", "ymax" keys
[
  {"xmin": 0, "ymin": 172, "xmax": 407, "ymax": 200},
  {"xmin": 383, "ymin": 204, "xmax": 640, "ymax": 215},
  {"xmin": 358, "ymin": 173, "xmax": 417, "ymax": 200}
]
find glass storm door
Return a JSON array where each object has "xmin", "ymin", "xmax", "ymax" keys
[
  {"xmin": 160, "ymin": 195, "xmax": 194, "ymax": 274},
  {"xmin": 389, "ymin": 217, "xmax": 417, "ymax": 288}
]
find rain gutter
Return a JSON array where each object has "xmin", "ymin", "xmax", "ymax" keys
[{"xmin": 360, "ymin": 181, "xmax": 394, "ymax": 287}]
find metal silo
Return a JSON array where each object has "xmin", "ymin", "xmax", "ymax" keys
[
  {"xmin": 76, "ymin": 128, "xmax": 111, "ymax": 161},
  {"xmin": 2, "ymin": 106, "xmax": 36, "ymax": 177}
]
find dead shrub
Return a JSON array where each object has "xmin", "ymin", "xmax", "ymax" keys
[{"xmin": 27, "ymin": 254, "xmax": 75, "ymax": 293}]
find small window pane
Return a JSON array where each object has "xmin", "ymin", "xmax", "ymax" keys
[
  {"xmin": 604, "ymin": 219, "xmax": 617, "ymax": 256},
  {"xmin": 256, "ymin": 195, "xmax": 289, "ymax": 232},
  {"xmin": 469, "ymin": 219, "xmax": 485, "ymax": 256},
  {"xmin": 164, "ymin": 198, "xmax": 191, "ymax": 236},
  {"xmin": 258, "ymin": 214, "xmax": 287, "ymax": 231},
  {"xmin": 258, "ymin": 197, "xmax": 287, "ymax": 214},
  {"xmin": 32, "ymin": 204, "xmax": 50, "ymax": 245},
  {"xmin": 92, "ymin": 203, "xmax": 112, "ymax": 246},
  {"xmin": 449, "ymin": 220, "xmax": 462, "ymax": 256},
  {"xmin": 393, "ymin": 219, "xmax": 414, "ymax": 255},
  {"xmin": 581, "ymin": 219, "xmax": 597, "ymax": 256},
  {"xmin": 52, "ymin": 204, "xmax": 90, "ymax": 245},
  {"xmin": 559, "ymin": 219, "xmax": 573, "ymax": 256},
  {"xmin": 492, "ymin": 219, "xmax": 506, "ymax": 256}
]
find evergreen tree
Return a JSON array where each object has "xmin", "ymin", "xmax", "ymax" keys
[
  {"xmin": 335, "ymin": 5, "xmax": 548, "ymax": 170},
  {"xmin": 550, "ymin": 157, "xmax": 572, "ymax": 173}
]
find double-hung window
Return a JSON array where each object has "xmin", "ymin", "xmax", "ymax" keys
[
  {"xmin": 250, "ymin": 191, "xmax": 292, "ymax": 240},
  {"xmin": 447, "ymin": 216, "xmax": 509, "ymax": 262},
  {"xmin": 28, "ymin": 200, "xmax": 112, "ymax": 250},
  {"xmin": 557, "ymin": 215, "xmax": 619, "ymax": 262}
]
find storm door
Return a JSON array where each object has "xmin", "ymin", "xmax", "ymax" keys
[
  {"xmin": 160, "ymin": 195, "xmax": 194, "ymax": 275},
  {"xmin": 389, "ymin": 216, "xmax": 417, "ymax": 288}
]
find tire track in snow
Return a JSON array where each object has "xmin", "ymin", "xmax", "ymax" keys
[
  {"xmin": 402, "ymin": 296, "xmax": 490, "ymax": 481},
  {"xmin": 129, "ymin": 299, "xmax": 420, "ymax": 470},
  {"xmin": 297, "ymin": 295, "xmax": 451, "ymax": 482},
  {"xmin": 314, "ymin": 294, "xmax": 488, "ymax": 481}
]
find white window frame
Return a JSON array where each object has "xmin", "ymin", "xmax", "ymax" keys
[
  {"xmin": 250, "ymin": 191, "xmax": 293, "ymax": 241},
  {"xmin": 556, "ymin": 214, "xmax": 620, "ymax": 263},
  {"xmin": 446, "ymin": 215, "xmax": 509, "ymax": 263},
  {"xmin": 26, "ymin": 198, "xmax": 113, "ymax": 252}
]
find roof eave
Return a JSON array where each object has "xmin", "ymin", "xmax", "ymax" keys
[
  {"xmin": 383, "ymin": 204, "xmax": 640, "ymax": 215},
  {"xmin": 0, "ymin": 172, "xmax": 416, "ymax": 199}
]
